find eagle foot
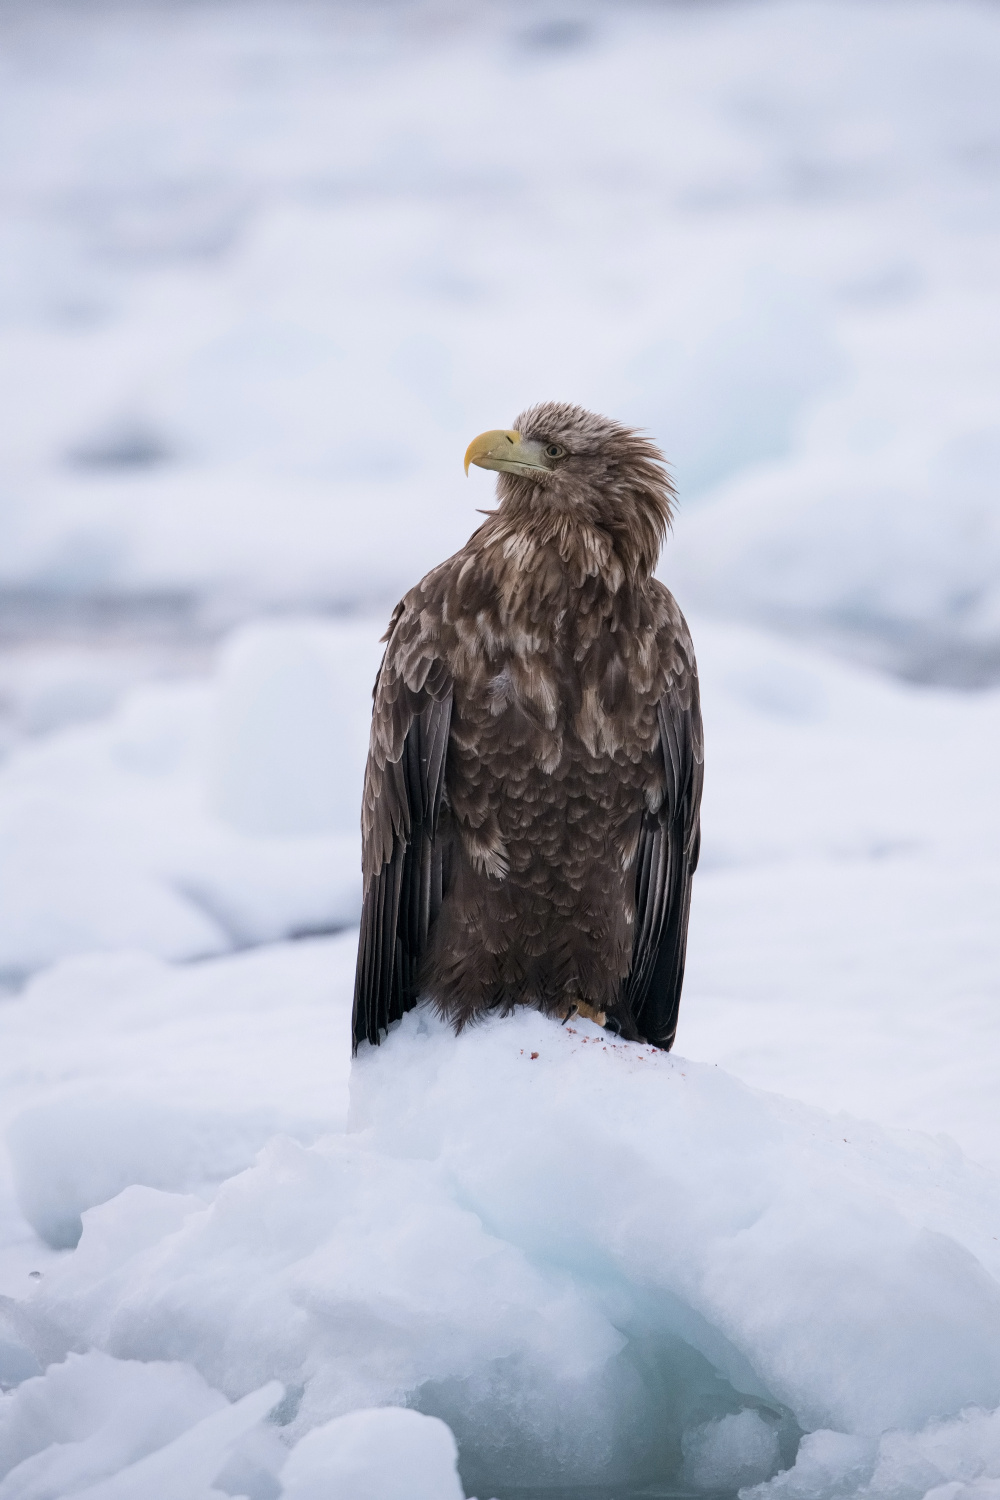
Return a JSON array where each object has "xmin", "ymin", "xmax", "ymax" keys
[{"xmin": 560, "ymin": 1000, "xmax": 606, "ymax": 1028}]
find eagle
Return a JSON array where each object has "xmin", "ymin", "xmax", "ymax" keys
[{"xmin": 352, "ymin": 402, "xmax": 703, "ymax": 1053}]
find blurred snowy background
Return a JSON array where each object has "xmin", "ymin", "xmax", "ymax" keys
[{"xmin": 2, "ymin": 2, "xmax": 1000, "ymax": 1497}]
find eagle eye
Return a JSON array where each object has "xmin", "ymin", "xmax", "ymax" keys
[{"xmin": 544, "ymin": 443, "xmax": 565, "ymax": 460}]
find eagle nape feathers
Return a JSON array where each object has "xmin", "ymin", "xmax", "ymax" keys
[{"xmin": 352, "ymin": 401, "xmax": 703, "ymax": 1054}]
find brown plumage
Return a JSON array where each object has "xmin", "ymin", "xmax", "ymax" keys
[{"xmin": 352, "ymin": 401, "xmax": 703, "ymax": 1053}]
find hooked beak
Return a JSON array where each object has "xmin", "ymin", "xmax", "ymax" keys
[{"xmin": 464, "ymin": 428, "xmax": 553, "ymax": 477}]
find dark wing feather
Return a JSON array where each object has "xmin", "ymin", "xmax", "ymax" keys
[
  {"xmin": 352, "ymin": 606, "xmax": 453, "ymax": 1051},
  {"xmin": 622, "ymin": 673, "xmax": 704, "ymax": 1049}
]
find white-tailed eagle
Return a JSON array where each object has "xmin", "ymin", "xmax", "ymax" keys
[{"xmin": 353, "ymin": 402, "xmax": 703, "ymax": 1052}]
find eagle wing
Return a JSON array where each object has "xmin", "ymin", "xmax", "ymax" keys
[
  {"xmin": 352, "ymin": 601, "xmax": 453, "ymax": 1051},
  {"xmin": 622, "ymin": 657, "xmax": 704, "ymax": 1050}
]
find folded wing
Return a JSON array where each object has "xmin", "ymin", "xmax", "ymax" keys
[
  {"xmin": 352, "ymin": 607, "xmax": 453, "ymax": 1051},
  {"xmin": 622, "ymin": 672, "xmax": 704, "ymax": 1049}
]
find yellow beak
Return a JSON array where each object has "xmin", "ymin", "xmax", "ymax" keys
[{"xmin": 464, "ymin": 428, "xmax": 554, "ymax": 477}]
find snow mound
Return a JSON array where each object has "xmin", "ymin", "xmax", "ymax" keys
[
  {"xmin": 9, "ymin": 1101, "xmax": 290, "ymax": 1252},
  {"xmin": 24, "ymin": 1007, "xmax": 1000, "ymax": 1496},
  {"xmin": 0, "ymin": 1348, "xmax": 466, "ymax": 1500},
  {"xmin": 279, "ymin": 1407, "xmax": 464, "ymax": 1500},
  {"xmin": 32, "ymin": 1135, "xmax": 629, "ymax": 1492},
  {"xmin": 0, "ymin": 937, "xmax": 355, "ymax": 1249},
  {"xmin": 0, "ymin": 1350, "xmax": 282, "ymax": 1500},
  {"xmin": 66, "ymin": 1381, "xmax": 285, "ymax": 1500},
  {"xmin": 0, "ymin": 617, "xmax": 382, "ymax": 980}
]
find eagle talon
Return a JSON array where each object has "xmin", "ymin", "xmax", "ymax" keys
[
  {"xmin": 563, "ymin": 1002, "xmax": 611, "ymax": 1026},
  {"xmin": 604, "ymin": 1017, "xmax": 623, "ymax": 1037}
]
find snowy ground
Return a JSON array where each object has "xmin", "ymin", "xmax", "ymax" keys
[{"xmin": 1, "ymin": 1, "xmax": 1000, "ymax": 1497}]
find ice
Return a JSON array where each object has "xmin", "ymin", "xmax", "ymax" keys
[
  {"xmin": 0, "ymin": 1385, "xmax": 467, "ymax": 1500},
  {"xmin": 10, "ymin": 1101, "xmax": 299, "ymax": 1252},
  {"xmin": 683, "ymin": 1411, "xmax": 783, "ymax": 1492},
  {"xmin": 0, "ymin": 618, "xmax": 382, "ymax": 980},
  {"xmin": 209, "ymin": 619, "xmax": 381, "ymax": 838},
  {"xmin": 1, "ymin": 936, "xmax": 354, "ymax": 1248},
  {"xmin": 30, "ymin": 1127, "xmax": 626, "ymax": 1488},
  {"xmin": 0, "ymin": 1303, "xmax": 43, "ymax": 1392},
  {"xmin": 1, "ymin": 1, "xmax": 999, "ymax": 681},
  {"xmin": 2, "ymin": 610, "xmax": 997, "ymax": 1165},
  {"xmin": 6, "ymin": 1005, "xmax": 996, "ymax": 1494},
  {"xmin": 747, "ymin": 1407, "xmax": 1000, "ymax": 1500},
  {"xmin": 0, "ymin": 615, "xmax": 997, "ymax": 1491},
  {"xmin": 668, "ymin": 420, "xmax": 1000, "ymax": 685},
  {"xmin": 278, "ymin": 1408, "xmax": 464, "ymax": 1500},
  {"xmin": 627, "ymin": 272, "xmax": 842, "ymax": 500},
  {"xmin": 678, "ymin": 619, "xmax": 1000, "ymax": 1174},
  {"xmin": 1, "ymin": 2, "xmax": 1000, "ymax": 1493},
  {"xmin": 0, "ymin": 1350, "xmax": 281, "ymax": 1500},
  {"xmin": 67, "ymin": 1381, "xmax": 285, "ymax": 1500}
]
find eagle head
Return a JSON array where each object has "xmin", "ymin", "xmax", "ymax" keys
[{"xmin": 465, "ymin": 401, "xmax": 675, "ymax": 582}]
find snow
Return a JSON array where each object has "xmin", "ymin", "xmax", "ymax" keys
[
  {"xmin": 684, "ymin": 1411, "xmax": 783, "ymax": 1494},
  {"xmin": 60, "ymin": 1380, "xmax": 284, "ymax": 1500},
  {"xmin": 0, "ymin": 613, "xmax": 997, "ymax": 1495},
  {"xmin": 1, "ymin": 936, "xmax": 355, "ymax": 1249},
  {"xmin": 668, "ymin": 428, "xmax": 1000, "ymax": 686},
  {"xmin": 1, "ymin": 0, "xmax": 1000, "ymax": 1495},
  {"xmin": 3, "ymin": 610, "xmax": 998, "ymax": 1161},
  {"xmin": 209, "ymin": 620, "xmax": 380, "ymax": 837},
  {"xmin": 0, "ymin": 609, "xmax": 997, "ymax": 1490},
  {"xmin": 6, "ymin": 1006, "xmax": 1000, "ymax": 1497},
  {"xmin": 0, "ymin": 618, "xmax": 382, "ymax": 983},
  {"xmin": 278, "ymin": 1408, "xmax": 465, "ymax": 1500},
  {"xmin": 680, "ymin": 620, "xmax": 1000, "ymax": 1171},
  {"xmin": 0, "ymin": 1351, "xmax": 275, "ymax": 1500},
  {"xmin": 1, "ymin": 0, "xmax": 999, "ymax": 682}
]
